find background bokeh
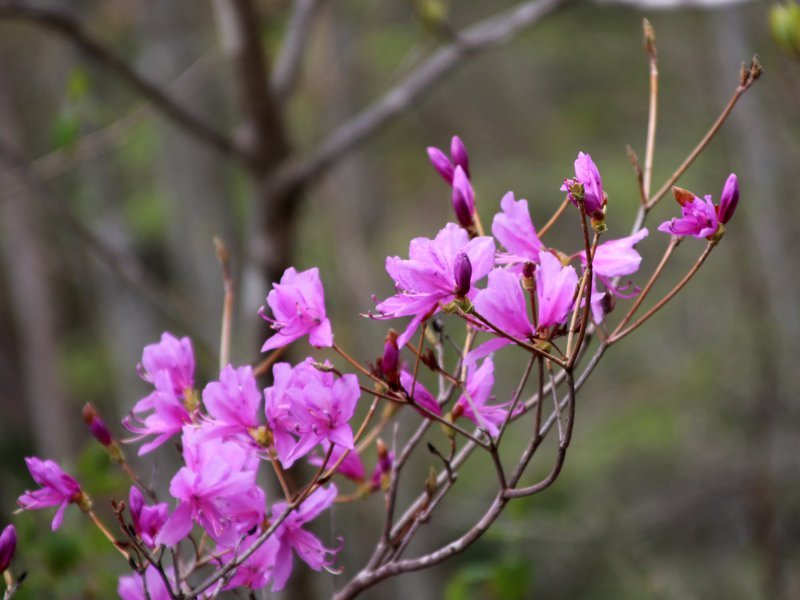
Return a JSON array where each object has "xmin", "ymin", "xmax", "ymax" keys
[{"xmin": 1, "ymin": 0, "xmax": 799, "ymax": 598}]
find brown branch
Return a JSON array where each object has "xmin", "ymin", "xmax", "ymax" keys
[
  {"xmin": 272, "ymin": 0, "xmax": 328, "ymax": 102},
  {"xmin": 0, "ymin": 1, "xmax": 239, "ymax": 158}
]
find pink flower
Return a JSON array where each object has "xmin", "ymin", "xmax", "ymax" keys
[
  {"xmin": 562, "ymin": 152, "xmax": 606, "ymax": 217},
  {"xmin": 0, "ymin": 525, "xmax": 16, "ymax": 573},
  {"xmin": 658, "ymin": 195, "xmax": 719, "ymax": 238},
  {"xmin": 718, "ymin": 173, "xmax": 739, "ymax": 224},
  {"xmin": 536, "ymin": 252, "xmax": 579, "ymax": 329},
  {"xmin": 451, "ymin": 166, "xmax": 475, "ymax": 228},
  {"xmin": 156, "ymin": 429, "xmax": 265, "ymax": 546},
  {"xmin": 270, "ymin": 485, "xmax": 339, "ymax": 591},
  {"xmin": 118, "ymin": 565, "xmax": 174, "ymax": 600},
  {"xmin": 138, "ymin": 332, "xmax": 195, "ymax": 397},
  {"xmin": 400, "ymin": 369, "xmax": 442, "ymax": 416},
  {"xmin": 260, "ymin": 267, "xmax": 333, "ymax": 352},
  {"xmin": 123, "ymin": 370, "xmax": 192, "ymax": 455},
  {"xmin": 216, "ymin": 533, "xmax": 279, "ymax": 591},
  {"xmin": 128, "ymin": 487, "xmax": 168, "ymax": 548},
  {"xmin": 200, "ymin": 365, "xmax": 261, "ymax": 443},
  {"xmin": 308, "ymin": 444, "xmax": 366, "ymax": 483},
  {"xmin": 427, "ymin": 135, "xmax": 470, "ymax": 184},
  {"xmin": 374, "ymin": 223, "xmax": 495, "ymax": 348},
  {"xmin": 492, "ymin": 192, "xmax": 542, "ymax": 267},
  {"xmin": 17, "ymin": 458, "xmax": 83, "ymax": 531},
  {"xmin": 454, "ymin": 358, "xmax": 509, "ymax": 438}
]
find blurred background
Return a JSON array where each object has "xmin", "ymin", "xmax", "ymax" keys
[{"xmin": 0, "ymin": 0, "xmax": 799, "ymax": 597}]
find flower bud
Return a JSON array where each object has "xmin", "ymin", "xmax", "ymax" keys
[
  {"xmin": 453, "ymin": 252, "xmax": 472, "ymax": 298},
  {"xmin": 451, "ymin": 166, "xmax": 475, "ymax": 229},
  {"xmin": 427, "ymin": 146, "xmax": 454, "ymax": 184},
  {"xmin": 380, "ymin": 330, "xmax": 399, "ymax": 380},
  {"xmin": 717, "ymin": 173, "xmax": 739, "ymax": 224},
  {"xmin": 82, "ymin": 403, "xmax": 112, "ymax": 447},
  {"xmin": 450, "ymin": 136, "xmax": 470, "ymax": 178},
  {"xmin": 0, "ymin": 525, "xmax": 16, "ymax": 573},
  {"xmin": 671, "ymin": 186, "xmax": 696, "ymax": 207}
]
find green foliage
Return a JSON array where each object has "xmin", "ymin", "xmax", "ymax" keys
[{"xmin": 445, "ymin": 556, "xmax": 533, "ymax": 600}]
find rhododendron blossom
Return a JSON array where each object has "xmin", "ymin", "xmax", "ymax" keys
[
  {"xmin": 374, "ymin": 223, "xmax": 495, "ymax": 348},
  {"xmin": 453, "ymin": 358, "xmax": 509, "ymax": 437},
  {"xmin": 200, "ymin": 365, "xmax": 261, "ymax": 443},
  {"xmin": 128, "ymin": 487, "xmax": 168, "ymax": 548},
  {"xmin": 536, "ymin": 252, "xmax": 579, "ymax": 329},
  {"xmin": 562, "ymin": 151, "xmax": 606, "ymax": 217},
  {"xmin": 260, "ymin": 266, "xmax": 333, "ymax": 351},
  {"xmin": 17, "ymin": 458, "xmax": 84, "ymax": 531},
  {"xmin": 493, "ymin": 191, "xmax": 543, "ymax": 267}
]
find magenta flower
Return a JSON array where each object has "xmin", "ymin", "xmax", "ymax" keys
[
  {"xmin": 82, "ymin": 403, "xmax": 112, "ymax": 447},
  {"xmin": 284, "ymin": 373, "xmax": 360, "ymax": 467},
  {"xmin": 18, "ymin": 458, "xmax": 83, "ymax": 531},
  {"xmin": 138, "ymin": 332, "xmax": 195, "ymax": 397},
  {"xmin": 157, "ymin": 429, "xmax": 265, "ymax": 546},
  {"xmin": 427, "ymin": 135, "xmax": 470, "ymax": 184},
  {"xmin": 260, "ymin": 267, "xmax": 333, "ymax": 352},
  {"xmin": 580, "ymin": 229, "xmax": 649, "ymax": 322},
  {"xmin": 492, "ymin": 192, "xmax": 543, "ymax": 267},
  {"xmin": 470, "ymin": 268, "xmax": 536, "ymax": 362},
  {"xmin": 124, "ymin": 370, "xmax": 192, "ymax": 455},
  {"xmin": 536, "ymin": 252, "xmax": 579, "ymax": 329},
  {"xmin": 658, "ymin": 195, "xmax": 719, "ymax": 238},
  {"xmin": 561, "ymin": 151, "xmax": 606, "ymax": 217},
  {"xmin": 270, "ymin": 485, "xmax": 339, "ymax": 591},
  {"xmin": 718, "ymin": 173, "xmax": 739, "ymax": 224},
  {"xmin": 308, "ymin": 444, "xmax": 366, "ymax": 483},
  {"xmin": 118, "ymin": 565, "xmax": 174, "ymax": 600},
  {"xmin": 454, "ymin": 358, "xmax": 508, "ymax": 438},
  {"xmin": 374, "ymin": 223, "xmax": 495, "ymax": 348},
  {"xmin": 216, "ymin": 533, "xmax": 279, "ymax": 591},
  {"xmin": 128, "ymin": 487, "xmax": 168, "ymax": 549},
  {"xmin": 0, "ymin": 525, "xmax": 16, "ymax": 573},
  {"xmin": 200, "ymin": 365, "xmax": 261, "ymax": 443},
  {"xmin": 400, "ymin": 369, "xmax": 442, "ymax": 416}
]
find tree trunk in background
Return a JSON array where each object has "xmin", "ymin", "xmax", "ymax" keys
[
  {"xmin": 138, "ymin": 0, "xmax": 237, "ymax": 360},
  {"xmin": 0, "ymin": 69, "xmax": 75, "ymax": 458}
]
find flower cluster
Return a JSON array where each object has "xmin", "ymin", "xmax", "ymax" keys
[{"xmin": 10, "ymin": 135, "xmax": 740, "ymax": 599}]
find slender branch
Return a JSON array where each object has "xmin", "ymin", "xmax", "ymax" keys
[
  {"xmin": 266, "ymin": 0, "xmax": 569, "ymax": 194},
  {"xmin": 537, "ymin": 195, "xmax": 570, "ymax": 238},
  {"xmin": 272, "ymin": 0, "xmax": 328, "ymax": 101},
  {"xmin": 214, "ymin": 237, "xmax": 234, "ymax": 371},
  {"xmin": 642, "ymin": 18, "xmax": 658, "ymax": 201},
  {"xmin": 609, "ymin": 241, "xmax": 715, "ymax": 344},
  {"xmin": 0, "ymin": 1, "xmax": 238, "ymax": 157}
]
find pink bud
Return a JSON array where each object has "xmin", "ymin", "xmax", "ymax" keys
[
  {"xmin": 451, "ymin": 166, "xmax": 475, "ymax": 229},
  {"xmin": 427, "ymin": 147, "xmax": 454, "ymax": 184},
  {"xmin": 717, "ymin": 173, "xmax": 739, "ymax": 224},
  {"xmin": 0, "ymin": 525, "xmax": 16, "ymax": 573},
  {"xmin": 450, "ymin": 136, "xmax": 470, "ymax": 178},
  {"xmin": 82, "ymin": 403, "xmax": 112, "ymax": 447},
  {"xmin": 453, "ymin": 252, "xmax": 473, "ymax": 298},
  {"xmin": 380, "ymin": 331, "xmax": 399, "ymax": 377}
]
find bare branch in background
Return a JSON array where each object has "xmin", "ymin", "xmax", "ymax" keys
[
  {"xmin": 0, "ymin": 0, "xmax": 239, "ymax": 158},
  {"xmin": 267, "ymin": 0, "xmax": 570, "ymax": 194},
  {"xmin": 272, "ymin": 0, "xmax": 329, "ymax": 102}
]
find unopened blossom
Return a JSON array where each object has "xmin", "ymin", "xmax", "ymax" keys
[
  {"xmin": 451, "ymin": 166, "xmax": 475, "ymax": 228},
  {"xmin": 453, "ymin": 251, "xmax": 473, "ymax": 297},
  {"xmin": 717, "ymin": 173, "xmax": 739, "ymax": 224},
  {"xmin": 427, "ymin": 135, "xmax": 470, "ymax": 184},
  {"xmin": 270, "ymin": 485, "xmax": 339, "ymax": 592},
  {"xmin": 308, "ymin": 444, "xmax": 366, "ymax": 483},
  {"xmin": 470, "ymin": 268, "xmax": 536, "ymax": 362},
  {"xmin": 118, "ymin": 565, "xmax": 174, "ymax": 600},
  {"xmin": 260, "ymin": 266, "xmax": 333, "ymax": 352},
  {"xmin": 138, "ymin": 332, "xmax": 195, "ymax": 397},
  {"xmin": 157, "ymin": 429, "xmax": 265, "ymax": 546},
  {"xmin": 453, "ymin": 358, "xmax": 508, "ymax": 438},
  {"xmin": 579, "ymin": 229, "xmax": 649, "ymax": 322},
  {"xmin": 492, "ymin": 192, "xmax": 542, "ymax": 267},
  {"xmin": 536, "ymin": 252, "xmax": 579, "ymax": 329},
  {"xmin": 128, "ymin": 487, "xmax": 168, "ymax": 548},
  {"xmin": 561, "ymin": 152, "xmax": 606, "ymax": 217},
  {"xmin": 370, "ymin": 440, "xmax": 394, "ymax": 491},
  {"xmin": 657, "ymin": 194, "xmax": 719, "ymax": 238},
  {"xmin": 400, "ymin": 369, "xmax": 442, "ymax": 416},
  {"xmin": 18, "ymin": 458, "xmax": 84, "ymax": 531},
  {"xmin": 374, "ymin": 223, "xmax": 495, "ymax": 348},
  {"xmin": 124, "ymin": 370, "xmax": 192, "ymax": 455},
  {"xmin": 0, "ymin": 525, "xmax": 16, "ymax": 573},
  {"xmin": 82, "ymin": 403, "xmax": 112, "ymax": 447},
  {"xmin": 200, "ymin": 365, "xmax": 261, "ymax": 443},
  {"xmin": 376, "ymin": 330, "xmax": 400, "ymax": 386}
]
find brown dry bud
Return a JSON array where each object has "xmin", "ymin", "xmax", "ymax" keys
[
  {"xmin": 643, "ymin": 18, "xmax": 657, "ymax": 60},
  {"xmin": 671, "ymin": 186, "xmax": 695, "ymax": 207}
]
